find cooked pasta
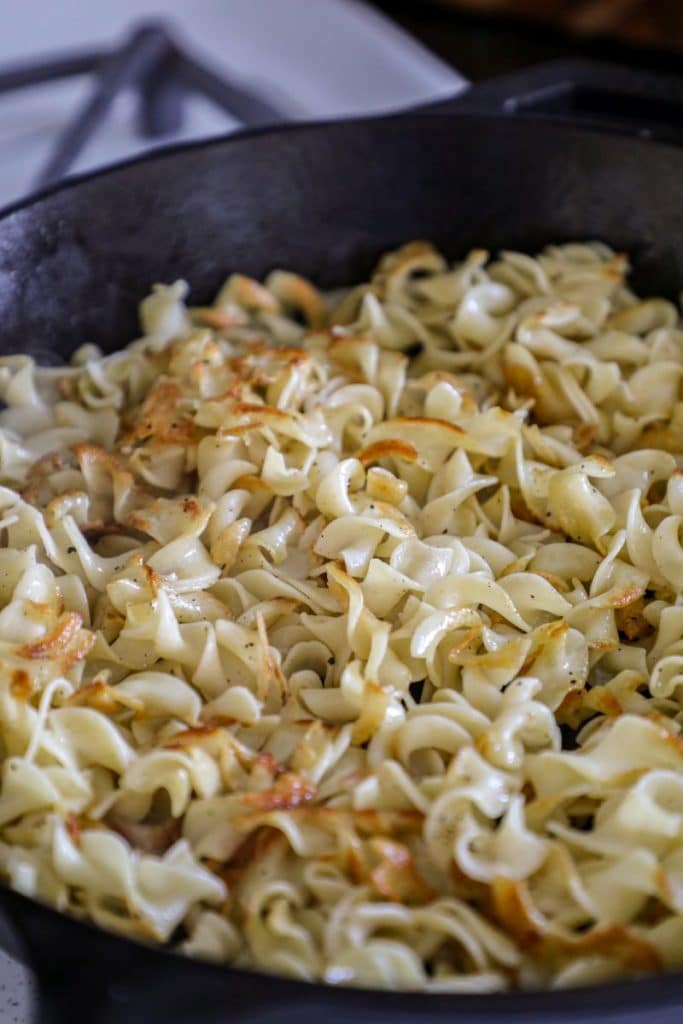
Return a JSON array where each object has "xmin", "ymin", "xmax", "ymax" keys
[{"xmin": 0, "ymin": 240, "xmax": 681, "ymax": 991}]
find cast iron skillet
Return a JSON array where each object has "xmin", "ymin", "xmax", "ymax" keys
[{"xmin": 0, "ymin": 58, "xmax": 682, "ymax": 1024}]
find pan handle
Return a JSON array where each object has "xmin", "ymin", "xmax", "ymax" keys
[{"xmin": 419, "ymin": 58, "xmax": 683, "ymax": 145}]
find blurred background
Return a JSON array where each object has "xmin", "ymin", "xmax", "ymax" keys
[
  {"xmin": 0, "ymin": 1, "xmax": 681, "ymax": 1018},
  {"xmin": 0, "ymin": 0, "xmax": 462, "ymax": 208},
  {"xmin": 0, "ymin": 0, "xmax": 681, "ymax": 210},
  {"xmin": 381, "ymin": 0, "xmax": 683, "ymax": 79}
]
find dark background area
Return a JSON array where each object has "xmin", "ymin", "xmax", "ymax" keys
[{"xmin": 375, "ymin": 1, "xmax": 683, "ymax": 81}]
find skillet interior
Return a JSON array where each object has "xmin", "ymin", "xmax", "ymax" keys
[{"xmin": 0, "ymin": 113, "xmax": 682, "ymax": 1023}]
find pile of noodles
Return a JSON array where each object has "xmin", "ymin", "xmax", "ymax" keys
[{"xmin": 0, "ymin": 240, "xmax": 681, "ymax": 991}]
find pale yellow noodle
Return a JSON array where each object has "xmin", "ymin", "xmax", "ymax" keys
[{"xmin": 0, "ymin": 241, "xmax": 680, "ymax": 991}]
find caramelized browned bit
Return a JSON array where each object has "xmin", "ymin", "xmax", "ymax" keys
[
  {"xmin": 17, "ymin": 612, "xmax": 83, "ymax": 660},
  {"xmin": 10, "ymin": 668, "xmax": 32, "ymax": 701},
  {"xmin": 368, "ymin": 838, "xmax": 434, "ymax": 905},
  {"xmin": 556, "ymin": 687, "xmax": 623, "ymax": 730},
  {"xmin": 120, "ymin": 379, "xmax": 202, "ymax": 447},
  {"xmin": 239, "ymin": 771, "xmax": 316, "ymax": 812},
  {"xmin": 615, "ymin": 596, "xmax": 653, "ymax": 641}
]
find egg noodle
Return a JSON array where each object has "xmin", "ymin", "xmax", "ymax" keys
[{"xmin": 0, "ymin": 241, "xmax": 681, "ymax": 991}]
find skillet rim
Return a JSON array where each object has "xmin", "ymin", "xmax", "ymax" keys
[
  {"xmin": 3, "ymin": 880, "xmax": 682, "ymax": 1018},
  {"xmin": 1, "ymin": 106, "xmax": 683, "ymax": 223},
  {"xmin": 0, "ymin": 111, "xmax": 681, "ymax": 1016}
]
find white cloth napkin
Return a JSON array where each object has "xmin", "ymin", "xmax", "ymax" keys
[{"xmin": 0, "ymin": 0, "xmax": 464, "ymax": 207}]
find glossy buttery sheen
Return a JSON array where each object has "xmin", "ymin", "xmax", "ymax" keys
[{"xmin": 0, "ymin": 241, "xmax": 681, "ymax": 991}]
